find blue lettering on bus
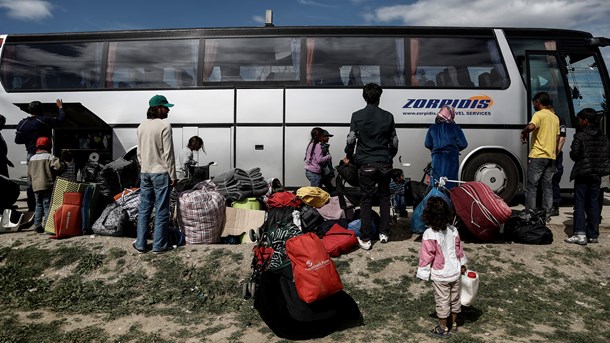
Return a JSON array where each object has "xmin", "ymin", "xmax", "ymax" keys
[{"xmin": 403, "ymin": 96, "xmax": 493, "ymax": 110}]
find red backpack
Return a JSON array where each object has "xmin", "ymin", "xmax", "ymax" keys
[
  {"xmin": 321, "ymin": 224, "xmax": 358, "ymax": 257},
  {"xmin": 266, "ymin": 191, "xmax": 302, "ymax": 209},
  {"xmin": 286, "ymin": 232, "xmax": 343, "ymax": 303}
]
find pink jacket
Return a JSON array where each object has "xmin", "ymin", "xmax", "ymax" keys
[
  {"xmin": 304, "ymin": 142, "xmax": 331, "ymax": 174},
  {"xmin": 416, "ymin": 225, "xmax": 467, "ymax": 282}
]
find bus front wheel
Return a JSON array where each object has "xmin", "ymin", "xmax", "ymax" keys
[{"xmin": 462, "ymin": 153, "xmax": 519, "ymax": 203}]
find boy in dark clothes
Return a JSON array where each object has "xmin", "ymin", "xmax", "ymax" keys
[
  {"xmin": 565, "ymin": 108, "xmax": 610, "ymax": 245},
  {"xmin": 389, "ymin": 168, "xmax": 408, "ymax": 218}
]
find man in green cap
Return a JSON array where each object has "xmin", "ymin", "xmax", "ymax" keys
[{"xmin": 134, "ymin": 95, "xmax": 177, "ymax": 254}]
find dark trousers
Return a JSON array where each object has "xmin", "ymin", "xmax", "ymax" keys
[
  {"xmin": 552, "ymin": 152, "xmax": 563, "ymax": 205},
  {"xmin": 358, "ymin": 162, "xmax": 392, "ymax": 241},
  {"xmin": 573, "ymin": 175, "xmax": 601, "ymax": 239}
]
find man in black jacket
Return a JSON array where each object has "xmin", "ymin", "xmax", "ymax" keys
[
  {"xmin": 344, "ymin": 83, "xmax": 398, "ymax": 250},
  {"xmin": 15, "ymin": 99, "xmax": 66, "ymax": 211},
  {"xmin": 565, "ymin": 108, "xmax": 610, "ymax": 245}
]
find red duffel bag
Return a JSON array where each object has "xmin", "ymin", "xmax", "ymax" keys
[
  {"xmin": 449, "ymin": 181, "xmax": 511, "ymax": 242},
  {"xmin": 322, "ymin": 224, "xmax": 358, "ymax": 257},
  {"xmin": 286, "ymin": 232, "xmax": 343, "ymax": 303},
  {"xmin": 51, "ymin": 192, "xmax": 84, "ymax": 239}
]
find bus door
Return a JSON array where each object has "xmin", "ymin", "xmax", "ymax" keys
[
  {"xmin": 525, "ymin": 51, "xmax": 575, "ymax": 189},
  {"xmin": 526, "ymin": 49, "xmax": 608, "ymax": 189}
]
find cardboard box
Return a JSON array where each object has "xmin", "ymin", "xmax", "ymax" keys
[{"xmin": 222, "ymin": 207, "xmax": 265, "ymax": 243}]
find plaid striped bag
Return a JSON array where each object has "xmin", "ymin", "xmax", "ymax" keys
[{"xmin": 178, "ymin": 181, "xmax": 226, "ymax": 244}]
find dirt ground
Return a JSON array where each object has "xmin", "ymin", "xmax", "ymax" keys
[{"xmin": 1, "ymin": 192, "xmax": 610, "ymax": 342}]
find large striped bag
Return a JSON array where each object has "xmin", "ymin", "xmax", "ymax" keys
[
  {"xmin": 177, "ymin": 180, "xmax": 226, "ymax": 244},
  {"xmin": 44, "ymin": 178, "xmax": 90, "ymax": 234}
]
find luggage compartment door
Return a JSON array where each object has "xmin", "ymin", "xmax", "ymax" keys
[{"xmin": 235, "ymin": 126, "xmax": 283, "ymax": 182}]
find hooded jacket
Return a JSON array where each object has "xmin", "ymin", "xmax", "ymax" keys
[{"xmin": 569, "ymin": 125, "xmax": 610, "ymax": 180}]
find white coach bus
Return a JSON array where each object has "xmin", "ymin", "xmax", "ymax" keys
[{"xmin": 0, "ymin": 26, "xmax": 608, "ymax": 202}]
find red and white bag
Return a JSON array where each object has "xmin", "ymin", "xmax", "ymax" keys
[{"xmin": 286, "ymin": 232, "xmax": 343, "ymax": 303}]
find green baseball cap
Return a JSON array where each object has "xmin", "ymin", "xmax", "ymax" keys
[{"xmin": 149, "ymin": 95, "xmax": 174, "ymax": 107}]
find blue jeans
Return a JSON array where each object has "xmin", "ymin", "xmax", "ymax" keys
[
  {"xmin": 305, "ymin": 170, "xmax": 322, "ymax": 187},
  {"xmin": 34, "ymin": 190, "xmax": 52, "ymax": 229},
  {"xmin": 526, "ymin": 158, "xmax": 556, "ymax": 214},
  {"xmin": 573, "ymin": 176, "xmax": 601, "ymax": 239},
  {"xmin": 393, "ymin": 193, "xmax": 406, "ymax": 212},
  {"xmin": 358, "ymin": 162, "xmax": 392, "ymax": 241},
  {"xmin": 135, "ymin": 173, "xmax": 171, "ymax": 251}
]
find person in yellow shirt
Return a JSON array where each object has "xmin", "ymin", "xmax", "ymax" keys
[{"xmin": 520, "ymin": 92, "xmax": 560, "ymax": 222}]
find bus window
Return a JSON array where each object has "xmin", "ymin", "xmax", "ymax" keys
[
  {"xmin": 106, "ymin": 39, "xmax": 198, "ymax": 89},
  {"xmin": 203, "ymin": 37, "xmax": 300, "ymax": 83},
  {"xmin": 409, "ymin": 37, "xmax": 507, "ymax": 89},
  {"xmin": 0, "ymin": 42, "xmax": 102, "ymax": 91},
  {"xmin": 305, "ymin": 37, "xmax": 403, "ymax": 87},
  {"xmin": 564, "ymin": 53, "xmax": 605, "ymax": 116}
]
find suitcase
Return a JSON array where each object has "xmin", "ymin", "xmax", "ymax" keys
[{"xmin": 449, "ymin": 181, "xmax": 511, "ymax": 241}]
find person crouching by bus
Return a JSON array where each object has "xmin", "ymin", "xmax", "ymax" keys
[
  {"xmin": 27, "ymin": 137, "xmax": 65, "ymax": 233},
  {"xmin": 565, "ymin": 108, "xmax": 610, "ymax": 245},
  {"xmin": 304, "ymin": 127, "xmax": 335, "ymax": 192},
  {"xmin": 178, "ymin": 135, "xmax": 204, "ymax": 179},
  {"xmin": 15, "ymin": 99, "xmax": 66, "ymax": 212},
  {"xmin": 344, "ymin": 83, "xmax": 398, "ymax": 249},
  {"xmin": 424, "ymin": 105, "xmax": 468, "ymax": 189},
  {"xmin": 134, "ymin": 95, "xmax": 177, "ymax": 254},
  {"xmin": 390, "ymin": 168, "xmax": 408, "ymax": 218}
]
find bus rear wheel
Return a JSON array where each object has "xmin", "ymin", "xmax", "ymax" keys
[{"xmin": 462, "ymin": 153, "xmax": 519, "ymax": 203}]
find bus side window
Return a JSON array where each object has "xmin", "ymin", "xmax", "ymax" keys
[
  {"xmin": 456, "ymin": 67, "xmax": 474, "ymax": 87},
  {"xmin": 478, "ymin": 72, "xmax": 492, "ymax": 87}
]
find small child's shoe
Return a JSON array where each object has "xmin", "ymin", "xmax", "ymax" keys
[
  {"xmin": 451, "ymin": 322, "xmax": 458, "ymax": 333},
  {"xmin": 429, "ymin": 325, "xmax": 451, "ymax": 338}
]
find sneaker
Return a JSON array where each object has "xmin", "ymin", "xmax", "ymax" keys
[
  {"xmin": 132, "ymin": 241, "xmax": 146, "ymax": 254},
  {"xmin": 564, "ymin": 235, "xmax": 587, "ymax": 245},
  {"xmin": 153, "ymin": 245, "xmax": 178, "ymax": 254},
  {"xmin": 399, "ymin": 210, "xmax": 409, "ymax": 218},
  {"xmin": 588, "ymin": 238, "xmax": 599, "ymax": 244},
  {"xmin": 379, "ymin": 233, "xmax": 389, "ymax": 243},
  {"xmin": 549, "ymin": 207, "xmax": 559, "ymax": 217},
  {"xmin": 451, "ymin": 323, "xmax": 459, "ymax": 333},
  {"xmin": 35, "ymin": 226, "xmax": 45, "ymax": 233},
  {"xmin": 357, "ymin": 237, "xmax": 371, "ymax": 250}
]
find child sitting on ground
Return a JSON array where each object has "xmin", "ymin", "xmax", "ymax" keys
[
  {"xmin": 27, "ymin": 137, "xmax": 65, "ymax": 233},
  {"xmin": 389, "ymin": 168, "xmax": 408, "ymax": 217},
  {"xmin": 417, "ymin": 197, "xmax": 467, "ymax": 338}
]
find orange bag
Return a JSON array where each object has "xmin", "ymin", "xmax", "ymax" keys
[
  {"xmin": 51, "ymin": 192, "xmax": 83, "ymax": 239},
  {"xmin": 286, "ymin": 232, "xmax": 343, "ymax": 303}
]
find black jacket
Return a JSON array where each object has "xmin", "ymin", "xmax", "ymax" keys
[
  {"xmin": 15, "ymin": 108, "xmax": 66, "ymax": 155},
  {"xmin": 344, "ymin": 104, "xmax": 398, "ymax": 165},
  {"xmin": 569, "ymin": 125, "xmax": 610, "ymax": 180}
]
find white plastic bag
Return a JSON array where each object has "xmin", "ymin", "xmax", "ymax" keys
[{"xmin": 460, "ymin": 270, "xmax": 479, "ymax": 306}]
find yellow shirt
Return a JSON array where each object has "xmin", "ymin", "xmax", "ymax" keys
[{"xmin": 528, "ymin": 108, "xmax": 560, "ymax": 159}]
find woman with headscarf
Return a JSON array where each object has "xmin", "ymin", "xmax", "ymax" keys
[{"xmin": 424, "ymin": 106, "xmax": 468, "ymax": 189}]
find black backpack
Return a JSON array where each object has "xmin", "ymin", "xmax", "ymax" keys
[{"xmin": 299, "ymin": 204, "xmax": 324, "ymax": 235}]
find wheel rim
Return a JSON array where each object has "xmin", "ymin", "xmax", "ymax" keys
[{"xmin": 474, "ymin": 162, "xmax": 507, "ymax": 193}]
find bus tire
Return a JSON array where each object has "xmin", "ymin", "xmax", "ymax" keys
[{"xmin": 462, "ymin": 153, "xmax": 519, "ymax": 203}]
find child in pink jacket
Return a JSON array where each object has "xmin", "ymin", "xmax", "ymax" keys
[{"xmin": 417, "ymin": 197, "xmax": 467, "ymax": 338}]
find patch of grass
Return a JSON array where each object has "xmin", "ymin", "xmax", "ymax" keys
[
  {"xmin": 75, "ymin": 252, "xmax": 104, "ymax": 275},
  {"xmin": 366, "ymin": 257, "xmax": 394, "ymax": 271}
]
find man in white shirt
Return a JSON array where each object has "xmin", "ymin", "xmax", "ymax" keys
[{"xmin": 133, "ymin": 95, "xmax": 177, "ymax": 254}]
